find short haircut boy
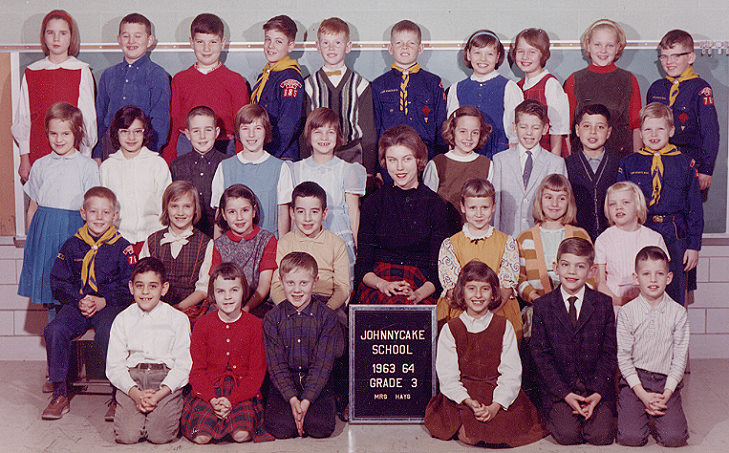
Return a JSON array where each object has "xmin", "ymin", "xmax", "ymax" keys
[
  {"xmin": 574, "ymin": 103, "xmax": 611, "ymax": 126},
  {"xmin": 451, "ymin": 260, "xmax": 502, "ymax": 312},
  {"xmin": 378, "ymin": 125, "xmax": 429, "ymax": 171},
  {"xmin": 186, "ymin": 105, "xmax": 217, "ymax": 128},
  {"xmin": 463, "ymin": 29, "xmax": 505, "ymax": 69},
  {"xmin": 45, "ymin": 102, "xmax": 84, "ymax": 148},
  {"xmin": 279, "ymin": 251, "xmax": 318, "ymax": 279},
  {"xmin": 391, "ymin": 20, "xmax": 421, "ymax": 42},
  {"xmin": 234, "ymin": 104, "xmax": 273, "ymax": 144},
  {"xmin": 515, "ymin": 99, "xmax": 548, "ymax": 125},
  {"xmin": 263, "ymin": 15, "xmax": 297, "ymax": 41},
  {"xmin": 557, "ymin": 236, "xmax": 595, "ymax": 265},
  {"xmin": 207, "ymin": 262, "xmax": 250, "ymax": 302},
  {"xmin": 640, "ymin": 102, "xmax": 674, "ymax": 129},
  {"xmin": 303, "ymin": 107, "xmax": 344, "ymax": 150},
  {"xmin": 41, "ymin": 10, "xmax": 80, "ymax": 56},
  {"xmin": 132, "ymin": 256, "xmax": 167, "ymax": 282},
  {"xmin": 109, "ymin": 105, "xmax": 154, "ymax": 151},
  {"xmin": 532, "ymin": 174, "xmax": 578, "ymax": 224},
  {"xmin": 441, "ymin": 105, "xmax": 491, "ymax": 149},
  {"xmin": 509, "ymin": 28, "xmax": 550, "ymax": 67},
  {"xmin": 659, "ymin": 29, "xmax": 693, "ymax": 50},
  {"xmin": 191, "ymin": 13, "xmax": 224, "ymax": 38},
  {"xmin": 291, "ymin": 181, "xmax": 328, "ymax": 210},
  {"xmin": 119, "ymin": 12, "xmax": 151, "ymax": 35},
  {"xmin": 635, "ymin": 245, "xmax": 669, "ymax": 270},
  {"xmin": 604, "ymin": 181, "xmax": 647, "ymax": 225},
  {"xmin": 160, "ymin": 180, "xmax": 202, "ymax": 226},
  {"xmin": 83, "ymin": 186, "xmax": 119, "ymax": 210},
  {"xmin": 460, "ymin": 178, "xmax": 495, "ymax": 204},
  {"xmin": 581, "ymin": 19, "xmax": 627, "ymax": 62},
  {"xmin": 318, "ymin": 17, "xmax": 349, "ymax": 39}
]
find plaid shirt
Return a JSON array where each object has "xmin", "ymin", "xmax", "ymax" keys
[{"xmin": 263, "ymin": 297, "xmax": 344, "ymax": 402}]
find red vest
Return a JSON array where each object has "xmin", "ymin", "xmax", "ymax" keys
[
  {"xmin": 25, "ymin": 67, "xmax": 81, "ymax": 164},
  {"xmin": 517, "ymin": 73, "xmax": 557, "ymax": 151}
]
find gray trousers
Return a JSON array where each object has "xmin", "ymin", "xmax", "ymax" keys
[
  {"xmin": 617, "ymin": 369, "xmax": 688, "ymax": 447},
  {"xmin": 114, "ymin": 365, "xmax": 184, "ymax": 444}
]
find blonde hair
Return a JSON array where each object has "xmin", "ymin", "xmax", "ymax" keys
[
  {"xmin": 532, "ymin": 174, "xmax": 578, "ymax": 224},
  {"xmin": 605, "ymin": 181, "xmax": 648, "ymax": 225},
  {"xmin": 640, "ymin": 102, "xmax": 674, "ymax": 129},
  {"xmin": 581, "ymin": 18, "xmax": 627, "ymax": 62}
]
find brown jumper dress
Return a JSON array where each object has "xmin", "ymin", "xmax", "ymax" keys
[{"xmin": 424, "ymin": 315, "xmax": 547, "ymax": 446}]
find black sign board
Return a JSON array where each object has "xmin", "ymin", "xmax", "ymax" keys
[{"xmin": 349, "ymin": 305, "xmax": 436, "ymax": 423}]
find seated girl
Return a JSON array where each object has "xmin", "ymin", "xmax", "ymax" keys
[
  {"xmin": 180, "ymin": 263, "xmax": 273, "ymax": 444},
  {"xmin": 355, "ymin": 125, "xmax": 448, "ymax": 304},
  {"xmin": 425, "ymin": 261, "xmax": 547, "ymax": 447},
  {"xmin": 210, "ymin": 184, "xmax": 277, "ymax": 318},
  {"xmin": 140, "ymin": 181, "xmax": 212, "ymax": 323},
  {"xmin": 437, "ymin": 178, "xmax": 522, "ymax": 341}
]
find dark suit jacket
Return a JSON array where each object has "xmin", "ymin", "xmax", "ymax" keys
[{"xmin": 530, "ymin": 286, "xmax": 617, "ymax": 411}]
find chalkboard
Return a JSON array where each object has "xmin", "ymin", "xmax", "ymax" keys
[
  {"xmin": 349, "ymin": 305, "xmax": 436, "ymax": 423},
  {"xmin": 12, "ymin": 42, "xmax": 729, "ymax": 235}
]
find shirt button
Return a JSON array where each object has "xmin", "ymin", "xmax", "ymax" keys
[
  {"xmin": 226, "ymin": 325, "xmax": 229, "ymax": 329},
  {"xmin": 297, "ymin": 339, "xmax": 301, "ymax": 343},
  {"xmin": 232, "ymin": 365, "xmax": 237, "ymax": 369},
  {"xmin": 122, "ymin": 96, "xmax": 126, "ymax": 100},
  {"xmin": 226, "ymin": 352, "xmax": 230, "ymax": 356},
  {"xmin": 200, "ymin": 172, "xmax": 204, "ymax": 176},
  {"xmin": 226, "ymin": 338, "xmax": 230, "ymax": 343},
  {"xmin": 125, "ymin": 79, "xmax": 129, "ymax": 83}
]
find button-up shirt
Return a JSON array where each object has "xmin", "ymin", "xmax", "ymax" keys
[{"xmin": 263, "ymin": 298, "xmax": 344, "ymax": 402}]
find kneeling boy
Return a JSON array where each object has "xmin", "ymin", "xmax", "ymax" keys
[
  {"xmin": 616, "ymin": 246, "xmax": 689, "ymax": 447},
  {"xmin": 43, "ymin": 187, "xmax": 136, "ymax": 420},
  {"xmin": 263, "ymin": 252, "xmax": 344, "ymax": 438},
  {"xmin": 531, "ymin": 237, "xmax": 616, "ymax": 445},
  {"xmin": 106, "ymin": 257, "xmax": 192, "ymax": 444}
]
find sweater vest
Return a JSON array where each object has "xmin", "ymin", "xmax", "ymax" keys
[
  {"xmin": 26, "ymin": 68, "xmax": 81, "ymax": 164},
  {"xmin": 457, "ymin": 76, "xmax": 509, "ymax": 158},
  {"xmin": 573, "ymin": 67, "xmax": 632, "ymax": 157},
  {"xmin": 220, "ymin": 156, "xmax": 284, "ymax": 236},
  {"xmin": 214, "ymin": 228, "xmax": 274, "ymax": 293},
  {"xmin": 147, "ymin": 228, "xmax": 209, "ymax": 305}
]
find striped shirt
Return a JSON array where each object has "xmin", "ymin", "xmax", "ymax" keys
[{"xmin": 617, "ymin": 293, "xmax": 689, "ymax": 392}]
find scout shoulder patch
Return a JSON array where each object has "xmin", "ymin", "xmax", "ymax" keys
[{"xmin": 281, "ymin": 79, "xmax": 302, "ymax": 98}]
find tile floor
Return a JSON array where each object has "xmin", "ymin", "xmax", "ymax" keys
[{"xmin": 4, "ymin": 360, "xmax": 729, "ymax": 452}]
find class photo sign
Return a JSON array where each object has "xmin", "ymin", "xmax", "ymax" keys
[{"xmin": 349, "ymin": 305, "xmax": 437, "ymax": 423}]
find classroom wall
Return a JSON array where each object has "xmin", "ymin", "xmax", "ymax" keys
[{"xmin": 1, "ymin": 0, "xmax": 728, "ymax": 44}]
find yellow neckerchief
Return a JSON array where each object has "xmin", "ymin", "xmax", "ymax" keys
[
  {"xmin": 636, "ymin": 144, "xmax": 681, "ymax": 206},
  {"xmin": 666, "ymin": 66, "xmax": 698, "ymax": 106},
  {"xmin": 74, "ymin": 224, "xmax": 122, "ymax": 293},
  {"xmin": 391, "ymin": 63, "xmax": 421, "ymax": 116},
  {"xmin": 250, "ymin": 56, "xmax": 302, "ymax": 104}
]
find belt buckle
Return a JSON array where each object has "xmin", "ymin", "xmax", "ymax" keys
[{"xmin": 652, "ymin": 215, "xmax": 664, "ymax": 223}]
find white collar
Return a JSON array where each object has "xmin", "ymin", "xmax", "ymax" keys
[
  {"xmin": 29, "ymin": 56, "xmax": 88, "ymax": 71},
  {"xmin": 444, "ymin": 150, "xmax": 480, "ymax": 162},
  {"xmin": 521, "ymin": 69, "xmax": 550, "ymax": 90},
  {"xmin": 236, "ymin": 150, "xmax": 271, "ymax": 164},
  {"xmin": 462, "ymin": 223, "xmax": 494, "ymax": 240},
  {"xmin": 470, "ymin": 71, "xmax": 499, "ymax": 82},
  {"xmin": 560, "ymin": 285, "xmax": 586, "ymax": 305},
  {"xmin": 517, "ymin": 142, "xmax": 542, "ymax": 157},
  {"xmin": 458, "ymin": 310, "xmax": 494, "ymax": 331}
]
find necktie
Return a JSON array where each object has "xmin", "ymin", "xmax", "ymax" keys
[
  {"xmin": 523, "ymin": 150, "xmax": 533, "ymax": 188},
  {"xmin": 666, "ymin": 66, "xmax": 699, "ymax": 107},
  {"xmin": 635, "ymin": 145, "xmax": 681, "ymax": 206},
  {"xmin": 74, "ymin": 224, "xmax": 123, "ymax": 293},
  {"xmin": 392, "ymin": 63, "xmax": 421, "ymax": 116},
  {"xmin": 325, "ymin": 69, "xmax": 342, "ymax": 77},
  {"xmin": 160, "ymin": 230, "xmax": 193, "ymax": 259},
  {"xmin": 568, "ymin": 296, "xmax": 578, "ymax": 327},
  {"xmin": 250, "ymin": 56, "xmax": 302, "ymax": 104}
]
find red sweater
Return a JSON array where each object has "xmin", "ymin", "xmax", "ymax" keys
[
  {"xmin": 564, "ymin": 63, "xmax": 641, "ymax": 131},
  {"xmin": 188, "ymin": 310, "xmax": 266, "ymax": 405},
  {"xmin": 163, "ymin": 64, "xmax": 249, "ymax": 163}
]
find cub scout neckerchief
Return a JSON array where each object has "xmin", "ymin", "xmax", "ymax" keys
[
  {"xmin": 251, "ymin": 56, "xmax": 302, "ymax": 104},
  {"xmin": 392, "ymin": 63, "xmax": 421, "ymax": 116},
  {"xmin": 75, "ymin": 224, "xmax": 122, "ymax": 293},
  {"xmin": 636, "ymin": 144, "xmax": 681, "ymax": 206},
  {"xmin": 666, "ymin": 66, "xmax": 698, "ymax": 106}
]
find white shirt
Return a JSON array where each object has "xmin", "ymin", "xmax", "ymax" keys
[
  {"xmin": 210, "ymin": 151, "xmax": 293, "ymax": 209},
  {"xmin": 139, "ymin": 227, "xmax": 214, "ymax": 294},
  {"xmin": 560, "ymin": 285, "xmax": 586, "ymax": 319},
  {"xmin": 436, "ymin": 311, "xmax": 522, "ymax": 410},
  {"xmin": 447, "ymin": 72, "xmax": 524, "ymax": 144},
  {"xmin": 100, "ymin": 147, "xmax": 172, "ymax": 243},
  {"xmin": 617, "ymin": 293, "xmax": 689, "ymax": 393},
  {"xmin": 519, "ymin": 70, "xmax": 570, "ymax": 135},
  {"xmin": 517, "ymin": 143, "xmax": 540, "ymax": 173},
  {"xmin": 23, "ymin": 150, "xmax": 99, "ymax": 209},
  {"xmin": 106, "ymin": 302, "xmax": 192, "ymax": 394},
  {"xmin": 423, "ymin": 150, "xmax": 494, "ymax": 192},
  {"xmin": 11, "ymin": 56, "xmax": 97, "ymax": 157}
]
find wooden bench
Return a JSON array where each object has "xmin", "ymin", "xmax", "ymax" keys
[{"xmin": 69, "ymin": 329, "xmax": 112, "ymax": 394}]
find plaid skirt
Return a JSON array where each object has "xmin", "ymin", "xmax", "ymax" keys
[
  {"xmin": 181, "ymin": 376, "xmax": 273, "ymax": 442},
  {"xmin": 356, "ymin": 262, "xmax": 436, "ymax": 305}
]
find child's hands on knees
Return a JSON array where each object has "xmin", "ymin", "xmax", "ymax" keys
[
  {"xmin": 377, "ymin": 279, "xmax": 411, "ymax": 297},
  {"xmin": 480, "ymin": 402, "xmax": 501, "ymax": 422},
  {"xmin": 582, "ymin": 393, "xmax": 602, "ymax": 419},
  {"xmin": 211, "ymin": 396, "xmax": 232, "ymax": 419},
  {"xmin": 564, "ymin": 392, "xmax": 588, "ymax": 418},
  {"xmin": 289, "ymin": 396, "xmax": 305, "ymax": 435},
  {"xmin": 634, "ymin": 386, "xmax": 666, "ymax": 416}
]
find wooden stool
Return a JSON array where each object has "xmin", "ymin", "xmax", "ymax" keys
[{"xmin": 68, "ymin": 329, "xmax": 112, "ymax": 394}]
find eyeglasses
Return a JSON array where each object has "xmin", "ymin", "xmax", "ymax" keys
[
  {"xmin": 119, "ymin": 128, "xmax": 145, "ymax": 136},
  {"xmin": 658, "ymin": 51, "xmax": 692, "ymax": 62}
]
